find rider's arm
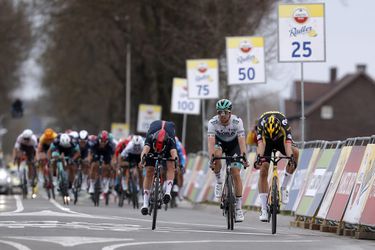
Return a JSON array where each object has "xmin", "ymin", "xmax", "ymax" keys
[
  {"xmin": 140, "ymin": 145, "xmax": 150, "ymax": 162},
  {"xmin": 207, "ymin": 119, "xmax": 216, "ymax": 161},
  {"xmin": 236, "ymin": 117, "xmax": 247, "ymax": 156}
]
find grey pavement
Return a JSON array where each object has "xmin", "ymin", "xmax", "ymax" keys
[{"xmin": 0, "ymin": 191, "xmax": 374, "ymax": 250}]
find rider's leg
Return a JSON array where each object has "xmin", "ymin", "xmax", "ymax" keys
[
  {"xmin": 281, "ymin": 146, "xmax": 299, "ymax": 189},
  {"xmin": 89, "ymin": 162, "xmax": 98, "ymax": 193},
  {"xmin": 124, "ymin": 167, "xmax": 130, "ymax": 191},
  {"xmin": 102, "ymin": 163, "xmax": 111, "ymax": 193},
  {"xmin": 258, "ymin": 162, "xmax": 270, "ymax": 211},
  {"xmin": 231, "ymin": 167, "xmax": 243, "ymax": 209},
  {"xmin": 164, "ymin": 161, "xmax": 175, "ymax": 197},
  {"xmin": 142, "ymin": 166, "xmax": 154, "ymax": 207}
]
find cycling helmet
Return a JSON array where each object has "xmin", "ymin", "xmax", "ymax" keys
[
  {"xmin": 44, "ymin": 128, "xmax": 55, "ymax": 140},
  {"xmin": 216, "ymin": 99, "xmax": 232, "ymax": 111},
  {"xmin": 69, "ymin": 131, "xmax": 79, "ymax": 139},
  {"xmin": 132, "ymin": 135, "xmax": 143, "ymax": 146},
  {"xmin": 98, "ymin": 130, "xmax": 109, "ymax": 143},
  {"xmin": 79, "ymin": 130, "xmax": 88, "ymax": 140},
  {"xmin": 21, "ymin": 129, "xmax": 33, "ymax": 139},
  {"xmin": 152, "ymin": 130, "xmax": 168, "ymax": 153},
  {"xmin": 60, "ymin": 133, "xmax": 71, "ymax": 147},
  {"xmin": 264, "ymin": 115, "xmax": 281, "ymax": 139}
]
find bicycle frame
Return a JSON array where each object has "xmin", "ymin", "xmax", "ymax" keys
[
  {"xmin": 211, "ymin": 154, "xmax": 246, "ymax": 230},
  {"xmin": 259, "ymin": 150, "xmax": 292, "ymax": 234}
]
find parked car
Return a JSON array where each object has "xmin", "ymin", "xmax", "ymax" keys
[{"xmin": 0, "ymin": 167, "xmax": 11, "ymax": 194}]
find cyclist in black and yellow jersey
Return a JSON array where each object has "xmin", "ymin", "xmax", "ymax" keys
[{"xmin": 254, "ymin": 111, "xmax": 299, "ymax": 222}]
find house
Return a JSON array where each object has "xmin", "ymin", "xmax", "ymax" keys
[{"xmin": 285, "ymin": 65, "xmax": 375, "ymax": 141}]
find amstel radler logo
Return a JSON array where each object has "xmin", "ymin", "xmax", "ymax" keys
[
  {"xmin": 289, "ymin": 7, "xmax": 317, "ymax": 37},
  {"xmin": 237, "ymin": 40, "xmax": 259, "ymax": 64},
  {"xmin": 195, "ymin": 62, "xmax": 213, "ymax": 82}
]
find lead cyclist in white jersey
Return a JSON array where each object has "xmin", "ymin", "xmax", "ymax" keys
[{"xmin": 207, "ymin": 99, "xmax": 249, "ymax": 223}]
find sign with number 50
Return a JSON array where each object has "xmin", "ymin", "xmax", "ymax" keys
[
  {"xmin": 278, "ymin": 3, "xmax": 326, "ymax": 62},
  {"xmin": 186, "ymin": 59, "xmax": 219, "ymax": 99},
  {"xmin": 226, "ymin": 36, "xmax": 265, "ymax": 85}
]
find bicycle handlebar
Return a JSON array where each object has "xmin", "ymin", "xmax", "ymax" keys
[
  {"xmin": 210, "ymin": 153, "xmax": 248, "ymax": 169},
  {"xmin": 141, "ymin": 153, "xmax": 177, "ymax": 166}
]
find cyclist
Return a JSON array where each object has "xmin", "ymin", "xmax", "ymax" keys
[
  {"xmin": 13, "ymin": 129, "xmax": 38, "ymax": 192},
  {"xmin": 120, "ymin": 135, "xmax": 144, "ymax": 194},
  {"xmin": 48, "ymin": 133, "xmax": 80, "ymax": 189},
  {"xmin": 37, "ymin": 128, "xmax": 57, "ymax": 161},
  {"xmin": 88, "ymin": 130, "xmax": 116, "ymax": 195},
  {"xmin": 140, "ymin": 120, "xmax": 179, "ymax": 215},
  {"xmin": 175, "ymin": 136, "xmax": 186, "ymax": 201},
  {"xmin": 207, "ymin": 99, "xmax": 249, "ymax": 223},
  {"xmin": 37, "ymin": 128, "xmax": 58, "ymax": 189},
  {"xmin": 78, "ymin": 130, "xmax": 90, "ymax": 189},
  {"xmin": 254, "ymin": 111, "xmax": 299, "ymax": 222}
]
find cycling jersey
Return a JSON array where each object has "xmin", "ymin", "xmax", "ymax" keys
[
  {"xmin": 175, "ymin": 138, "xmax": 186, "ymax": 168},
  {"xmin": 207, "ymin": 114, "xmax": 245, "ymax": 142},
  {"xmin": 115, "ymin": 136, "xmax": 132, "ymax": 158},
  {"xmin": 120, "ymin": 139, "xmax": 144, "ymax": 159},
  {"xmin": 39, "ymin": 133, "xmax": 58, "ymax": 153},
  {"xmin": 90, "ymin": 139, "xmax": 115, "ymax": 164},
  {"xmin": 14, "ymin": 134, "xmax": 38, "ymax": 149},
  {"xmin": 50, "ymin": 139, "xmax": 80, "ymax": 158},
  {"xmin": 144, "ymin": 120, "xmax": 177, "ymax": 153},
  {"xmin": 256, "ymin": 111, "xmax": 293, "ymax": 143}
]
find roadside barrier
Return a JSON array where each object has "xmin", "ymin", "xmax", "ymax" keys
[{"xmin": 182, "ymin": 135, "xmax": 375, "ymax": 239}]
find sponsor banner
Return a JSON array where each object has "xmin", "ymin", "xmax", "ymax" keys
[
  {"xmin": 136, "ymin": 104, "xmax": 162, "ymax": 133},
  {"xmin": 181, "ymin": 153, "xmax": 197, "ymax": 197},
  {"xmin": 307, "ymin": 147, "xmax": 341, "ymax": 217},
  {"xmin": 242, "ymin": 152, "xmax": 257, "ymax": 205},
  {"xmin": 292, "ymin": 147, "xmax": 321, "ymax": 212},
  {"xmin": 111, "ymin": 123, "xmax": 129, "ymax": 141},
  {"xmin": 326, "ymin": 146, "xmax": 366, "ymax": 221},
  {"xmin": 186, "ymin": 59, "xmax": 219, "ymax": 99},
  {"xmin": 226, "ymin": 36, "xmax": 266, "ymax": 85},
  {"xmin": 191, "ymin": 156, "xmax": 210, "ymax": 203},
  {"xmin": 278, "ymin": 3, "xmax": 326, "ymax": 62},
  {"xmin": 171, "ymin": 78, "xmax": 201, "ymax": 115},
  {"xmin": 247, "ymin": 171, "xmax": 260, "ymax": 207},
  {"xmin": 317, "ymin": 146, "xmax": 353, "ymax": 219},
  {"xmin": 183, "ymin": 155, "xmax": 203, "ymax": 199},
  {"xmin": 359, "ymin": 167, "xmax": 375, "ymax": 226},
  {"xmin": 296, "ymin": 147, "xmax": 337, "ymax": 216},
  {"xmin": 344, "ymin": 144, "xmax": 375, "ymax": 224},
  {"xmin": 283, "ymin": 147, "xmax": 315, "ymax": 211}
]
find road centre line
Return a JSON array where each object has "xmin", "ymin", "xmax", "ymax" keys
[{"xmin": 13, "ymin": 195, "xmax": 24, "ymax": 213}]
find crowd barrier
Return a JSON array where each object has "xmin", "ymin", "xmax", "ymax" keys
[{"xmin": 181, "ymin": 136, "xmax": 375, "ymax": 239}]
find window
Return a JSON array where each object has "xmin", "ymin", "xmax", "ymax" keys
[{"xmin": 321, "ymin": 105, "xmax": 333, "ymax": 119}]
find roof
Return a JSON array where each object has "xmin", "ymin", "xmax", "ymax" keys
[
  {"xmin": 293, "ymin": 81, "xmax": 336, "ymax": 102},
  {"xmin": 305, "ymin": 72, "xmax": 375, "ymax": 116}
]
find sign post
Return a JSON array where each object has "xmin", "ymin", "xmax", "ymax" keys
[
  {"xmin": 187, "ymin": 59, "xmax": 219, "ymax": 151},
  {"xmin": 171, "ymin": 78, "xmax": 201, "ymax": 146},
  {"xmin": 226, "ymin": 36, "xmax": 266, "ymax": 128},
  {"xmin": 278, "ymin": 3, "xmax": 326, "ymax": 142}
]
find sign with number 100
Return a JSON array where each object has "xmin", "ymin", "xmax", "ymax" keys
[
  {"xmin": 186, "ymin": 59, "xmax": 219, "ymax": 99},
  {"xmin": 278, "ymin": 3, "xmax": 326, "ymax": 62},
  {"xmin": 171, "ymin": 78, "xmax": 200, "ymax": 115},
  {"xmin": 226, "ymin": 36, "xmax": 265, "ymax": 85}
]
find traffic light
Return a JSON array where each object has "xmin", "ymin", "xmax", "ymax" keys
[{"xmin": 11, "ymin": 99, "xmax": 23, "ymax": 118}]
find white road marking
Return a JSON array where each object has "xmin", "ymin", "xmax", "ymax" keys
[
  {"xmin": 7, "ymin": 237, "xmax": 134, "ymax": 247},
  {"xmin": 0, "ymin": 239, "xmax": 31, "ymax": 250},
  {"xmin": 103, "ymin": 239, "xmax": 317, "ymax": 250},
  {"xmin": 13, "ymin": 195, "xmax": 24, "ymax": 213}
]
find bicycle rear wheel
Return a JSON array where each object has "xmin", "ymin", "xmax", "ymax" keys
[
  {"xmin": 151, "ymin": 176, "xmax": 160, "ymax": 230},
  {"xmin": 22, "ymin": 169, "xmax": 28, "ymax": 199},
  {"xmin": 271, "ymin": 176, "xmax": 278, "ymax": 234}
]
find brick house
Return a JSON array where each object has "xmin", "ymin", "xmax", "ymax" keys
[{"xmin": 285, "ymin": 65, "xmax": 375, "ymax": 141}]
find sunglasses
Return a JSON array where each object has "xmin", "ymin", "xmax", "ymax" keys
[{"xmin": 217, "ymin": 110, "xmax": 230, "ymax": 115}]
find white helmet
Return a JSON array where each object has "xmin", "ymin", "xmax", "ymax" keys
[
  {"xmin": 132, "ymin": 135, "xmax": 143, "ymax": 146},
  {"xmin": 22, "ymin": 129, "xmax": 33, "ymax": 139},
  {"xmin": 60, "ymin": 133, "xmax": 71, "ymax": 147},
  {"xmin": 69, "ymin": 131, "xmax": 79, "ymax": 139},
  {"xmin": 79, "ymin": 130, "xmax": 88, "ymax": 140}
]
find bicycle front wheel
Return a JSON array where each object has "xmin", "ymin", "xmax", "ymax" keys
[
  {"xmin": 225, "ymin": 175, "xmax": 235, "ymax": 230},
  {"xmin": 151, "ymin": 177, "xmax": 160, "ymax": 230},
  {"xmin": 271, "ymin": 176, "xmax": 278, "ymax": 234}
]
